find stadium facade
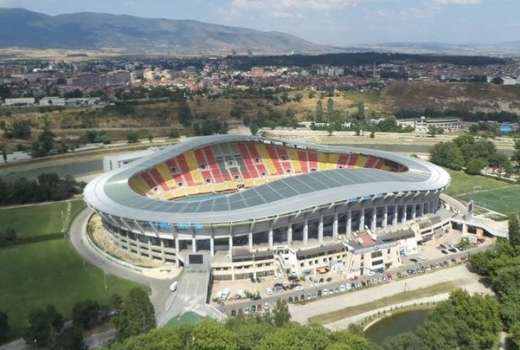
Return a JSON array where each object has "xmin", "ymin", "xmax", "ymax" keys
[{"xmin": 84, "ymin": 135, "xmax": 451, "ymax": 280}]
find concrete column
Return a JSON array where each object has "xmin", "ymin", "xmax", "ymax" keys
[
  {"xmin": 175, "ymin": 235, "xmax": 180, "ymax": 267},
  {"xmin": 210, "ymin": 236, "xmax": 215, "ymax": 257},
  {"xmin": 303, "ymin": 219, "xmax": 309, "ymax": 245},
  {"xmin": 393, "ymin": 205, "xmax": 398, "ymax": 226},
  {"xmin": 332, "ymin": 212, "xmax": 338, "ymax": 239},
  {"xmin": 318, "ymin": 215, "xmax": 324, "ymax": 243},
  {"xmin": 403, "ymin": 204, "xmax": 408, "ymax": 223},
  {"xmin": 346, "ymin": 210, "xmax": 352, "ymax": 238},
  {"xmin": 228, "ymin": 236, "xmax": 233, "ymax": 257},
  {"xmin": 160, "ymin": 239, "xmax": 166, "ymax": 263},
  {"xmin": 192, "ymin": 236, "xmax": 197, "ymax": 253},
  {"xmin": 360, "ymin": 207, "xmax": 365, "ymax": 231},
  {"xmin": 248, "ymin": 232, "xmax": 253, "ymax": 251},
  {"xmin": 420, "ymin": 202, "xmax": 425, "ymax": 217},
  {"xmin": 383, "ymin": 205, "xmax": 388, "ymax": 228},
  {"xmin": 371, "ymin": 207, "xmax": 377, "ymax": 232},
  {"xmin": 287, "ymin": 224, "xmax": 293, "ymax": 244},
  {"xmin": 412, "ymin": 203, "xmax": 417, "ymax": 219},
  {"xmin": 268, "ymin": 227, "xmax": 273, "ymax": 249}
]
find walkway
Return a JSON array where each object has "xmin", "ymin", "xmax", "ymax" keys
[
  {"xmin": 288, "ymin": 264, "xmax": 491, "ymax": 327},
  {"xmin": 69, "ymin": 208, "xmax": 174, "ymax": 323}
]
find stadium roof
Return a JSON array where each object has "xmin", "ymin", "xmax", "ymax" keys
[{"xmin": 84, "ymin": 135, "xmax": 450, "ymax": 225}]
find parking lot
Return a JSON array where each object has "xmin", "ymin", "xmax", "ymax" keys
[{"xmin": 213, "ymin": 233, "xmax": 495, "ymax": 315}]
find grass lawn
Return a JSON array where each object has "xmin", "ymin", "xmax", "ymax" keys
[
  {"xmin": 0, "ymin": 200, "xmax": 139, "ymax": 339},
  {"xmin": 165, "ymin": 312, "xmax": 207, "ymax": 328},
  {"xmin": 0, "ymin": 200, "xmax": 86, "ymax": 239},
  {"xmin": 445, "ymin": 169, "xmax": 511, "ymax": 196},
  {"xmin": 458, "ymin": 186, "xmax": 520, "ymax": 216}
]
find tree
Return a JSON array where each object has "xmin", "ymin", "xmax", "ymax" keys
[
  {"xmin": 107, "ymin": 328, "xmax": 183, "ymax": 350},
  {"xmin": 415, "ymin": 290, "xmax": 501, "ymax": 350},
  {"xmin": 327, "ymin": 98, "xmax": 334, "ymax": 122},
  {"xmin": 249, "ymin": 122, "xmax": 259, "ymax": 136},
  {"xmin": 178, "ymin": 100, "xmax": 193, "ymax": 127},
  {"xmin": 509, "ymin": 214, "xmax": 520, "ymax": 247},
  {"xmin": 127, "ymin": 132, "xmax": 140, "ymax": 144},
  {"xmin": 430, "ymin": 142, "xmax": 465, "ymax": 170},
  {"xmin": 52, "ymin": 327, "xmax": 85, "ymax": 350},
  {"xmin": 465, "ymin": 159, "xmax": 486, "ymax": 175},
  {"xmin": 510, "ymin": 322, "xmax": 520, "ymax": 350},
  {"xmin": 72, "ymin": 300, "xmax": 100, "ymax": 330},
  {"xmin": 0, "ymin": 311, "xmax": 9, "ymax": 343},
  {"xmin": 32, "ymin": 124, "xmax": 55, "ymax": 158},
  {"xmin": 512, "ymin": 138, "xmax": 520, "ymax": 165},
  {"xmin": 272, "ymin": 300, "xmax": 291, "ymax": 327},
  {"xmin": 1, "ymin": 147, "xmax": 6, "ymax": 164},
  {"xmin": 168, "ymin": 129, "xmax": 180, "ymax": 139},
  {"xmin": 6, "ymin": 121, "xmax": 32, "ymax": 139},
  {"xmin": 327, "ymin": 124, "xmax": 335, "ymax": 137},
  {"xmin": 111, "ymin": 294, "xmax": 123, "ymax": 312},
  {"xmin": 24, "ymin": 305, "xmax": 64, "ymax": 348},
  {"xmin": 113, "ymin": 288, "xmax": 156, "ymax": 340},
  {"xmin": 192, "ymin": 321, "xmax": 238, "ymax": 350},
  {"xmin": 225, "ymin": 317, "xmax": 274, "ymax": 350},
  {"xmin": 427, "ymin": 125, "xmax": 441, "ymax": 138},
  {"xmin": 315, "ymin": 100, "xmax": 324, "ymax": 122},
  {"xmin": 256, "ymin": 324, "xmax": 330, "ymax": 350}
]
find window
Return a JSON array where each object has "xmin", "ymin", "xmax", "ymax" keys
[
  {"xmin": 371, "ymin": 251, "xmax": 383, "ymax": 259},
  {"xmin": 200, "ymin": 163, "xmax": 207, "ymax": 170},
  {"xmin": 178, "ymin": 182, "xmax": 183, "ymax": 187},
  {"xmin": 206, "ymin": 178, "xmax": 212, "ymax": 183}
]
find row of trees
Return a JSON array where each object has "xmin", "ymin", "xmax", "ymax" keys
[
  {"xmin": 468, "ymin": 215, "xmax": 520, "ymax": 349},
  {"xmin": 430, "ymin": 134, "xmax": 511, "ymax": 175},
  {"xmin": 105, "ymin": 299, "xmax": 373, "ymax": 350},
  {"xmin": 13, "ymin": 288, "xmax": 154, "ymax": 349},
  {"xmin": 0, "ymin": 173, "xmax": 83, "ymax": 206}
]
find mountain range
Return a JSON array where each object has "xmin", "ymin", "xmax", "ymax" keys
[{"xmin": 0, "ymin": 8, "xmax": 339, "ymax": 55}]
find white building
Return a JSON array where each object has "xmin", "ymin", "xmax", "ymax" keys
[
  {"xmin": 3, "ymin": 97, "xmax": 35, "ymax": 107},
  {"xmin": 103, "ymin": 149, "xmax": 159, "ymax": 172},
  {"xmin": 39, "ymin": 97, "xmax": 66, "ymax": 106}
]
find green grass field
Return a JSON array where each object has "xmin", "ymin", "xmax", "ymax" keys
[
  {"xmin": 445, "ymin": 169, "xmax": 511, "ymax": 196},
  {"xmin": 0, "ymin": 200, "xmax": 139, "ymax": 339},
  {"xmin": 458, "ymin": 186, "xmax": 520, "ymax": 216},
  {"xmin": 0, "ymin": 200, "xmax": 86, "ymax": 239},
  {"xmin": 445, "ymin": 169, "xmax": 520, "ymax": 215}
]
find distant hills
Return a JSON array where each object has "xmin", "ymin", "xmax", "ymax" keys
[{"xmin": 0, "ymin": 8, "xmax": 340, "ymax": 55}]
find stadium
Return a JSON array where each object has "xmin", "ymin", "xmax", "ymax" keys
[{"xmin": 84, "ymin": 135, "xmax": 451, "ymax": 280}]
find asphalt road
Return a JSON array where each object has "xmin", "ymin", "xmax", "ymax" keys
[{"xmin": 69, "ymin": 208, "xmax": 173, "ymax": 323}]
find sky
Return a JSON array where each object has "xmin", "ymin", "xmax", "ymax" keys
[{"xmin": 0, "ymin": 0, "xmax": 518, "ymax": 46}]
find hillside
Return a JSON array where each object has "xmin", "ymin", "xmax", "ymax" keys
[
  {"xmin": 0, "ymin": 8, "xmax": 337, "ymax": 55},
  {"xmin": 381, "ymin": 81, "xmax": 520, "ymax": 115}
]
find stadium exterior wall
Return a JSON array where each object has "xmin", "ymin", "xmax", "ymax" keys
[{"xmin": 84, "ymin": 135, "xmax": 450, "ymax": 279}]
